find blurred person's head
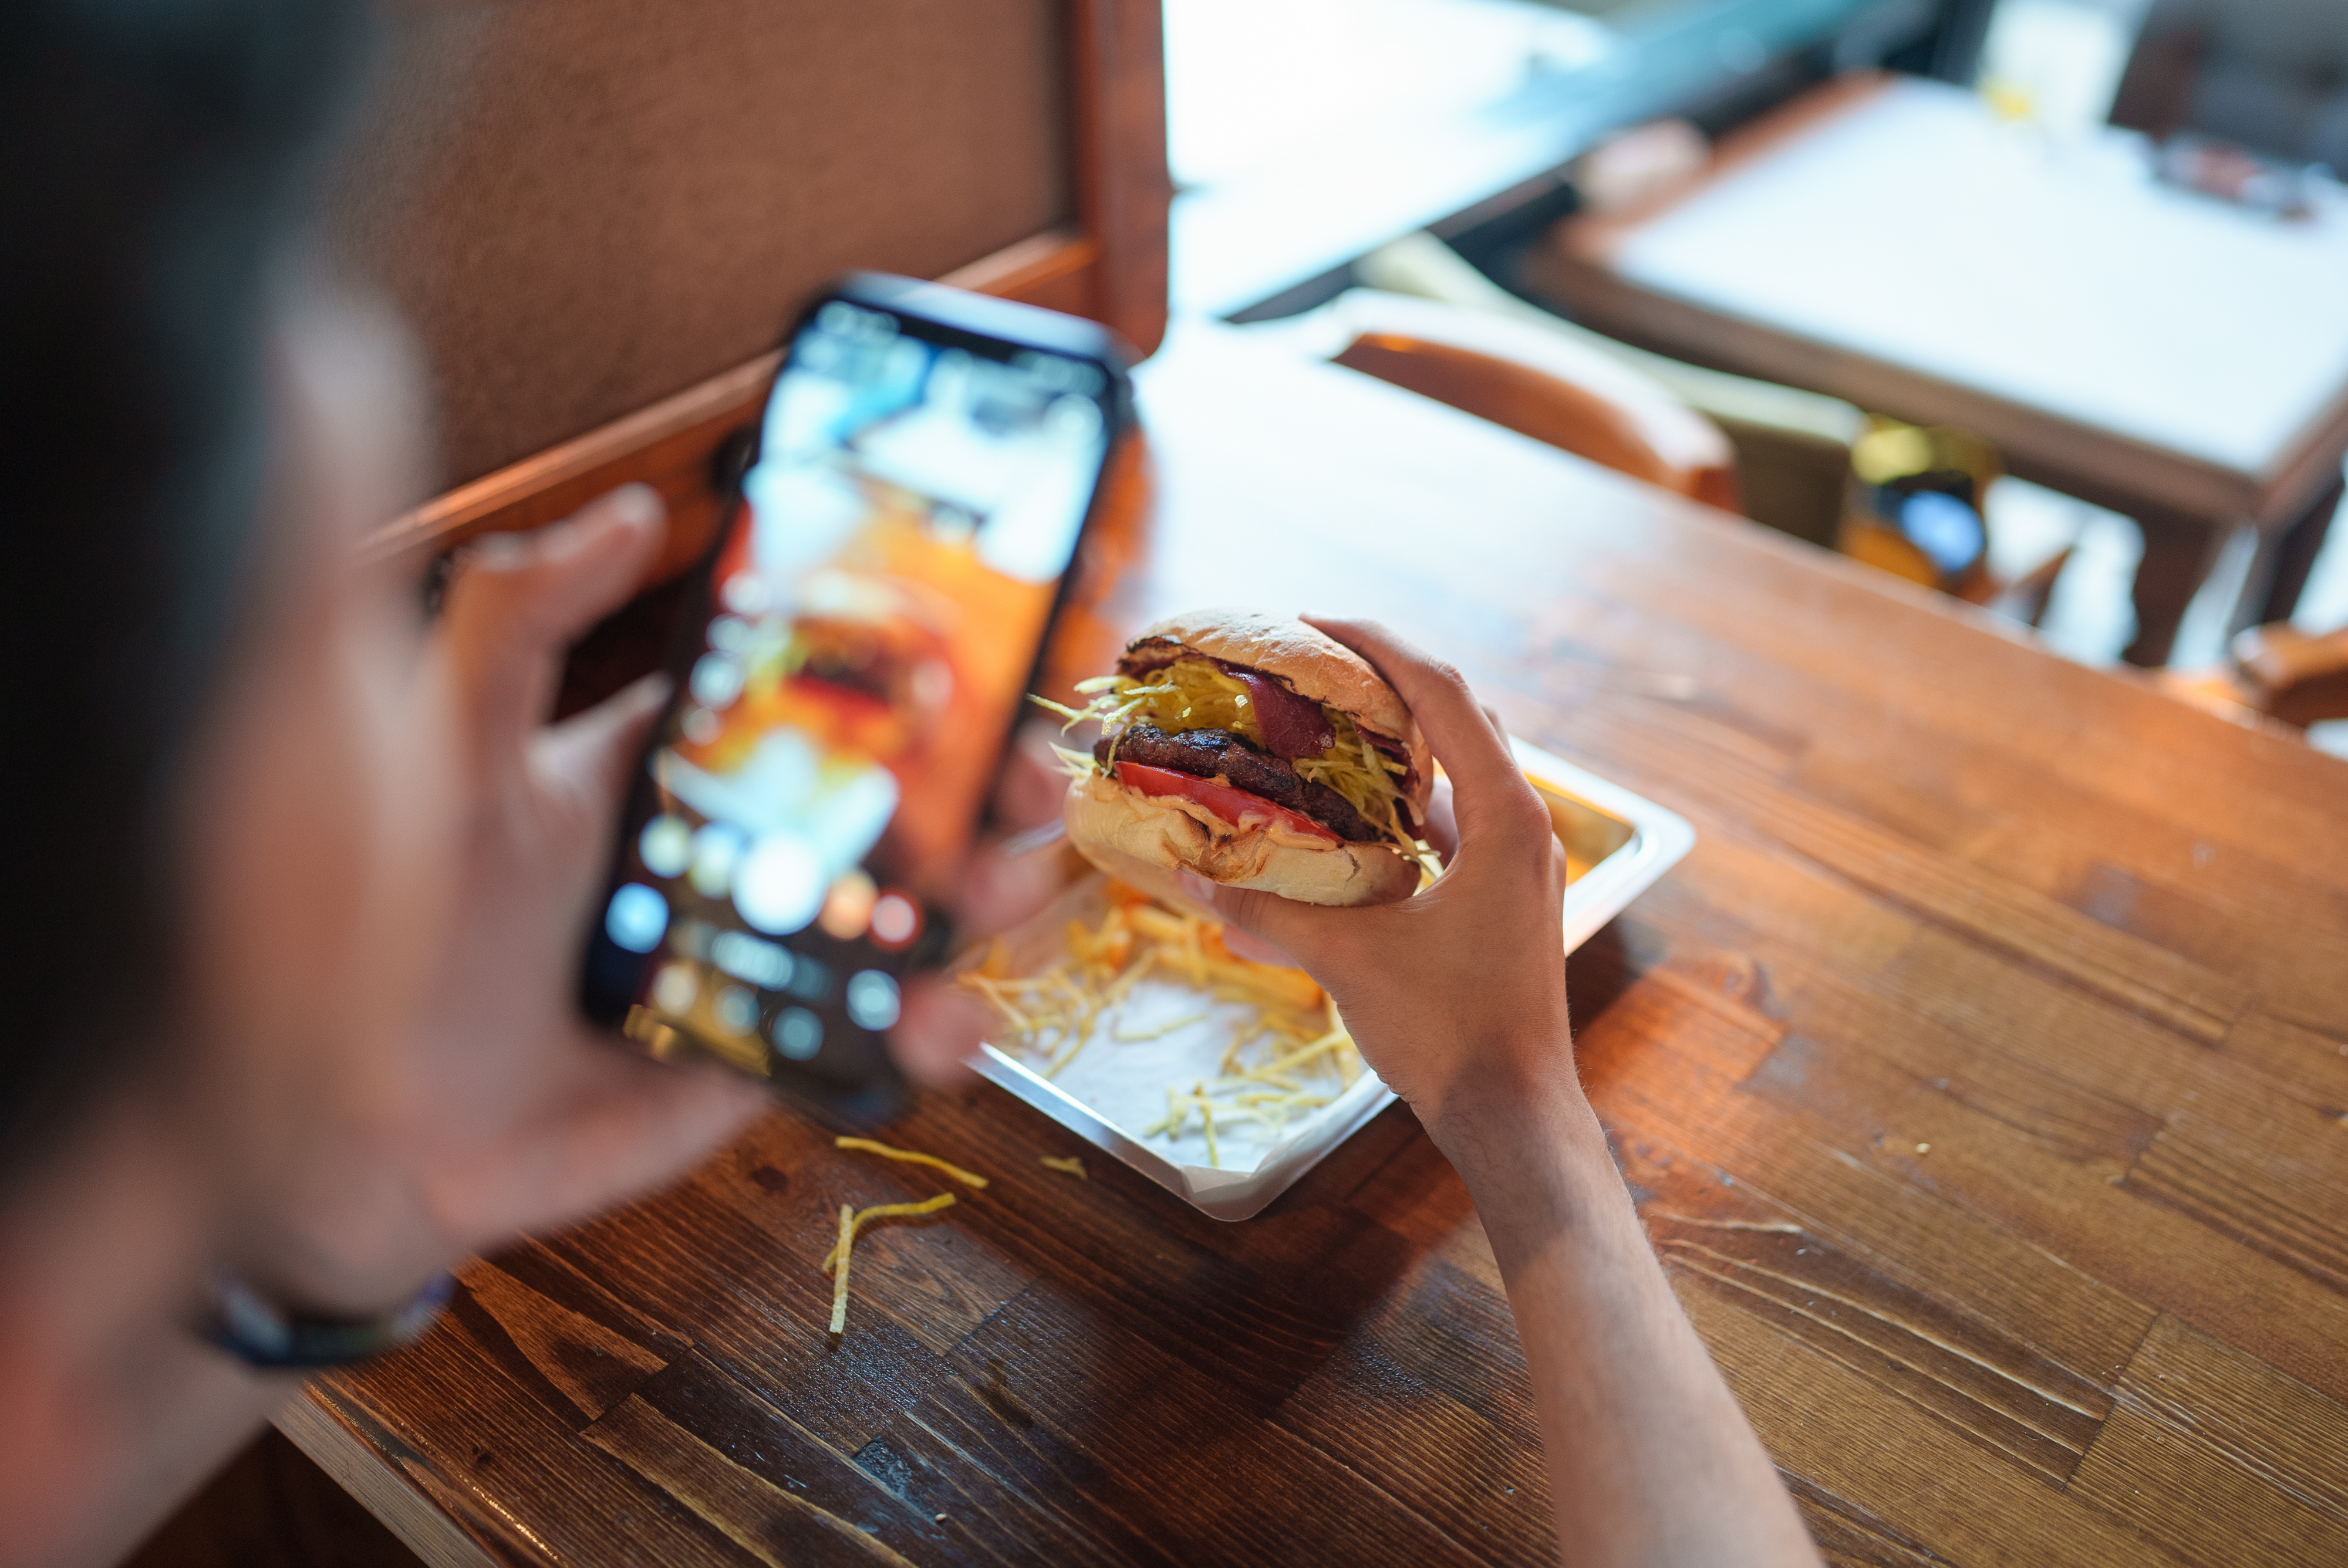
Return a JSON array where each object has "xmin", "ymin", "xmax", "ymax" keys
[
  {"xmin": 0, "ymin": 0, "xmax": 405, "ymax": 1174},
  {"xmin": 0, "ymin": 0, "xmax": 479, "ymax": 1542}
]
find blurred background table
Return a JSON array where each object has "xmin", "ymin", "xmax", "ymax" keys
[
  {"xmin": 269, "ymin": 323, "xmax": 2348, "ymax": 1568},
  {"xmin": 1534, "ymin": 70, "xmax": 2348, "ymax": 667}
]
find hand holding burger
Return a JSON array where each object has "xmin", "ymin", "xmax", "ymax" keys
[
  {"xmin": 1043, "ymin": 609, "xmax": 1440, "ymax": 909},
  {"xmin": 1160, "ymin": 619, "xmax": 1820, "ymax": 1568}
]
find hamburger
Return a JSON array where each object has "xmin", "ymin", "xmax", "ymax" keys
[{"xmin": 1041, "ymin": 609, "xmax": 1436, "ymax": 908}]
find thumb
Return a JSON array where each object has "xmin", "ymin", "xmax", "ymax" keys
[
  {"xmin": 539, "ymin": 670, "xmax": 671, "ymax": 820},
  {"xmin": 1181, "ymin": 872, "xmax": 1345, "ymax": 972},
  {"xmin": 441, "ymin": 1043, "xmax": 768, "ymax": 1245},
  {"xmin": 442, "ymin": 484, "xmax": 667, "ymax": 763}
]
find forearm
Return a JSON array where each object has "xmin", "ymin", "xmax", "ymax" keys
[
  {"xmin": 86, "ymin": 1362, "xmax": 289, "ymax": 1568},
  {"xmin": 1432, "ymin": 1076, "xmax": 1818, "ymax": 1568},
  {"xmin": 15, "ymin": 1329, "xmax": 292, "ymax": 1568},
  {"xmin": 0, "ymin": 1093, "xmax": 288, "ymax": 1568}
]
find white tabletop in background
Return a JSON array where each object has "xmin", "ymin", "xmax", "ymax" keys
[{"xmin": 1610, "ymin": 77, "xmax": 2348, "ymax": 476}]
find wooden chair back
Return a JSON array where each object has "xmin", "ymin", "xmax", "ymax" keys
[
  {"xmin": 1317, "ymin": 292, "xmax": 1740, "ymax": 515},
  {"xmin": 342, "ymin": 0, "xmax": 1169, "ymax": 582},
  {"xmin": 2165, "ymin": 621, "xmax": 2348, "ymax": 729}
]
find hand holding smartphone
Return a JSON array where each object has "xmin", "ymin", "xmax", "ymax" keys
[{"xmin": 579, "ymin": 275, "xmax": 1132, "ymax": 1118}]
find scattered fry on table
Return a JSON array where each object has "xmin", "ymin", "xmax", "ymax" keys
[
  {"xmin": 821, "ymin": 1192, "xmax": 959, "ymax": 1334},
  {"xmin": 834, "ymin": 1136, "xmax": 990, "ymax": 1189},
  {"xmin": 828, "ymin": 1204, "xmax": 854, "ymax": 1334}
]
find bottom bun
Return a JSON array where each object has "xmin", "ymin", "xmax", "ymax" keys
[{"xmin": 1062, "ymin": 774, "xmax": 1420, "ymax": 908}]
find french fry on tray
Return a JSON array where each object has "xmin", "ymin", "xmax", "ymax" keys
[{"xmin": 958, "ymin": 883, "xmax": 1365, "ymax": 1170}]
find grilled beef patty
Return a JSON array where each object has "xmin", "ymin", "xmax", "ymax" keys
[{"xmin": 1098, "ymin": 722, "xmax": 1391, "ymax": 844}]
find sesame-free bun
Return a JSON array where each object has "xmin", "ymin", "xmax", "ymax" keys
[
  {"xmin": 1118, "ymin": 607, "xmax": 1432, "ymax": 816},
  {"xmin": 1063, "ymin": 773, "xmax": 1421, "ymax": 909}
]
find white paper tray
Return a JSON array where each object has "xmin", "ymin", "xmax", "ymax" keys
[{"xmin": 968, "ymin": 739, "xmax": 1693, "ymax": 1219}]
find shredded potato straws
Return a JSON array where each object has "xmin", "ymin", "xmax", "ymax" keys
[
  {"xmin": 1040, "ymin": 1155, "xmax": 1088, "ymax": 1179},
  {"xmin": 963, "ymin": 886, "xmax": 1367, "ymax": 1171},
  {"xmin": 834, "ymin": 1137, "xmax": 990, "ymax": 1190},
  {"xmin": 828, "ymin": 1205, "xmax": 854, "ymax": 1333},
  {"xmin": 1112, "ymin": 1013, "xmax": 1207, "ymax": 1043},
  {"xmin": 822, "ymin": 1192, "xmax": 959, "ymax": 1334}
]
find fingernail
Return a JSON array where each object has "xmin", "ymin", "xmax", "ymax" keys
[
  {"xmin": 606, "ymin": 482, "xmax": 664, "ymax": 528},
  {"xmin": 464, "ymin": 529, "xmax": 527, "ymax": 567},
  {"xmin": 1176, "ymin": 871, "xmax": 1219, "ymax": 904}
]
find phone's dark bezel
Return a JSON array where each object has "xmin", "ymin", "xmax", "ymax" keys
[{"xmin": 577, "ymin": 272, "xmax": 1135, "ymax": 1124}]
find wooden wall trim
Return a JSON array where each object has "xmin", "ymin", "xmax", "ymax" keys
[
  {"xmin": 360, "ymin": 226, "xmax": 1115, "ymax": 568},
  {"xmin": 361, "ymin": 352, "xmax": 780, "ymax": 566},
  {"xmin": 943, "ymin": 225, "xmax": 1099, "ymax": 300},
  {"xmin": 1072, "ymin": 0, "xmax": 1172, "ymax": 357}
]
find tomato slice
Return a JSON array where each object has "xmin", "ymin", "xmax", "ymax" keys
[{"xmin": 1116, "ymin": 761, "xmax": 1340, "ymax": 844}]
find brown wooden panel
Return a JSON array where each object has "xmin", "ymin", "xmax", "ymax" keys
[
  {"xmin": 1274, "ymin": 1278, "xmax": 1556, "ymax": 1566},
  {"xmin": 583, "ymin": 1389, "xmax": 932, "ymax": 1567},
  {"xmin": 2104, "ymin": 1315, "xmax": 2348, "ymax": 1522},
  {"xmin": 1572, "ymin": 945, "xmax": 2163, "ymax": 1383},
  {"xmin": 2224, "ymin": 1008, "xmax": 2348, "ymax": 1113},
  {"xmin": 1730, "ymin": 774, "xmax": 2248, "ymax": 1043},
  {"xmin": 1068, "ymin": 0, "xmax": 1172, "ymax": 357},
  {"xmin": 2072, "ymin": 1405, "xmax": 2348, "ymax": 1568},
  {"xmin": 1675, "ymin": 1285, "xmax": 2189, "ymax": 1568},
  {"xmin": 1622, "ymin": 1136, "xmax": 2111, "ymax": 1486},
  {"xmin": 942, "ymin": 1287, "xmax": 1492, "ymax": 1566},
  {"xmin": 296, "ymin": 1323, "xmax": 744, "ymax": 1566},
  {"xmin": 129, "ymin": 1427, "xmax": 425, "ymax": 1568},
  {"xmin": 2071, "ymin": 1314, "xmax": 2348, "ymax": 1567},
  {"xmin": 1521, "ymin": 535, "xmax": 2348, "ymax": 858},
  {"xmin": 1782, "ymin": 1475, "xmax": 1945, "ymax": 1568},
  {"xmin": 2124, "ymin": 1121, "xmax": 2348, "ymax": 1298},
  {"xmin": 1583, "ymin": 889, "xmax": 2348, "ymax": 1405}
]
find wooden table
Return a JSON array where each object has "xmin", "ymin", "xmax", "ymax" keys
[
  {"xmin": 284, "ymin": 322, "xmax": 2348, "ymax": 1567},
  {"xmin": 1533, "ymin": 72, "xmax": 2348, "ymax": 667}
]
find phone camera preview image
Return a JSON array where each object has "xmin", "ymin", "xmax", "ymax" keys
[{"xmin": 585, "ymin": 288, "xmax": 1116, "ymax": 1113}]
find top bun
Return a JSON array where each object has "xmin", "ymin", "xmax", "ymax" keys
[{"xmin": 1119, "ymin": 608, "xmax": 1432, "ymax": 811}]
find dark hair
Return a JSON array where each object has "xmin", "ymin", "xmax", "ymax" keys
[{"xmin": 0, "ymin": 0, "xmax": 369, "ymax": 1176}]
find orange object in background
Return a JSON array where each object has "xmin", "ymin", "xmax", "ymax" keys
[
  {"xmin": 1320, "ymin": 290, "xmax": 1740, "ymax": 514},
  {"xmin": 1838, "ymin": 417, "xmax": 2002, "ymax": 599}
]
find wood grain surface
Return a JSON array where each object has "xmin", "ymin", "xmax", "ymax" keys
[{"xmin": 286, "ymin": 323, "xmax": 2348, "ymax": 1567}]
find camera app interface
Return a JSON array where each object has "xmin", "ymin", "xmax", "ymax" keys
[{"xmin": 592, "ymin": 298, "xmax": 1111, "ymax": 1080}]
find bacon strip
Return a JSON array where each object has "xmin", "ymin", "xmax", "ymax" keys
[{"xmin": 1220, "ymin": 663, "xmax": 1334, "ymax": 758}]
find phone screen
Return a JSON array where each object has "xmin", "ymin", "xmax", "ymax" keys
[{"xmin": 580, "ymin": 279, "xmax": 1126, "ymax": 1108}]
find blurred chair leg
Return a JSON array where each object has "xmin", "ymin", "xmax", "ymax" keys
[
  {"xmin": 2125, "ymin": 511, "xmax": 2228, "ymax": 667},
  {"xmin": 1712, "ymin": 415, "xmax": 1850, "ymax": 549},
  {"xmin": 2239, "ymin": 469, "xmax": 2346, "ymax": 632},
  {"xmin": 2009, "ymin": 545, "xmax": 2074, "ymax": 628}
]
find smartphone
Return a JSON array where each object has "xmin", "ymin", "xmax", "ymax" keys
[{"xmin": 579, "ymin": 273, "xmax": 1132, "ymax": 1119}]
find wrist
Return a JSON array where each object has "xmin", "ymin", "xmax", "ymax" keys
[
  {"xmin": 214, "ymin": 1172, "xmax": 456, "ymax": 1324},
  {"xmin": 1415, "ymin": 1032, "xmax": 1593, "ymax": 1162},
  {"xmin": 201, "ymin": 1266, "xmax": 454, "ymax": 1369},
  {"xmin": 1418, "ymin": 1050, "xmax": 1630, "ymax": 1279}
]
